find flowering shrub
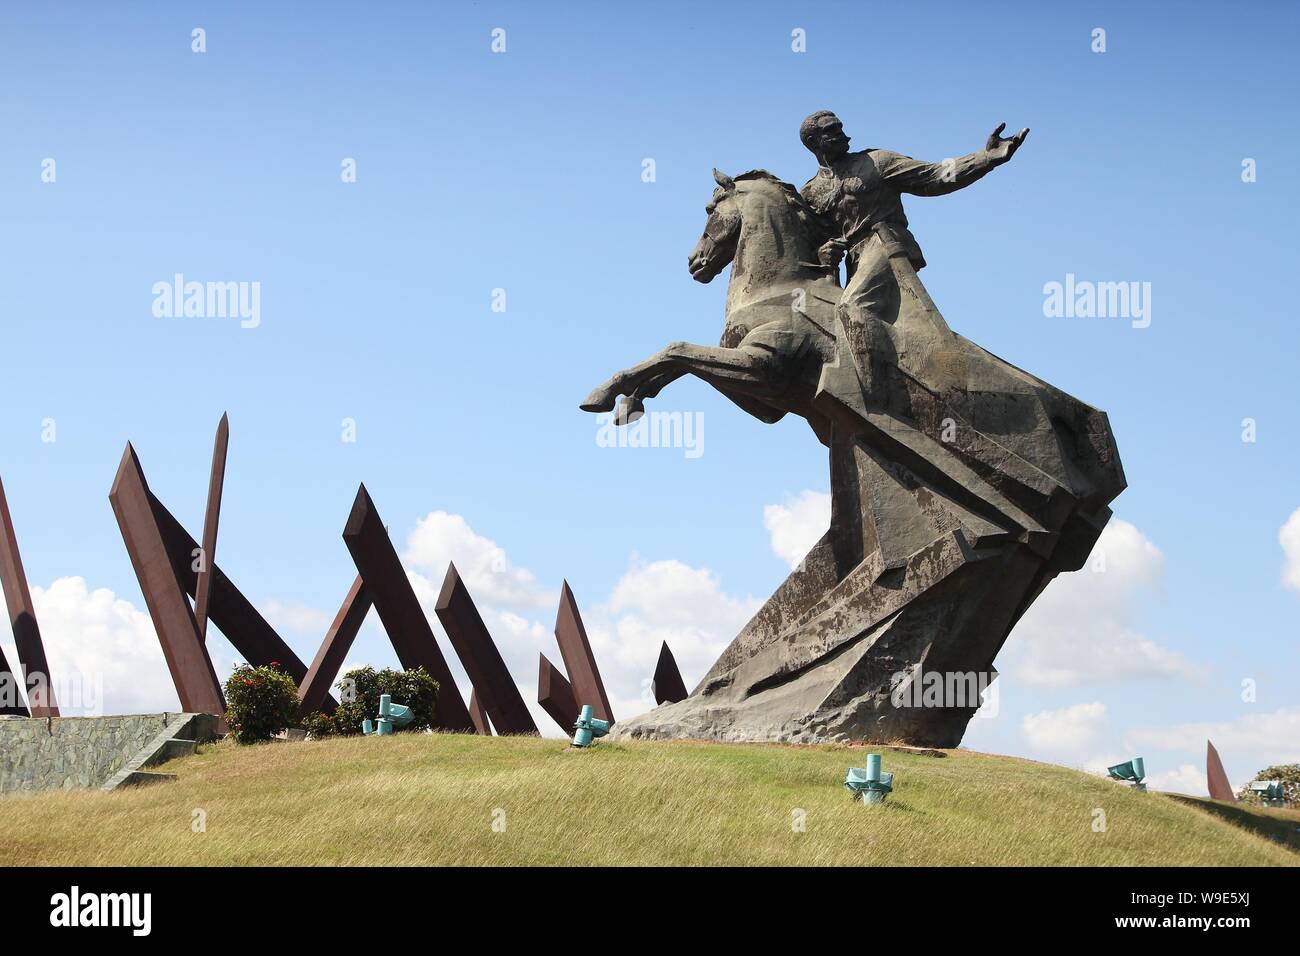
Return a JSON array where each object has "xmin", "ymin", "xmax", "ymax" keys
[
  {"xmin": 1236, "ymin": 764, "xmax": 1299, "ymax": 807},
  {"xmin": 300, "ymin": 710, "xmax": 336, "ymax": 739},
  {"xmin": 223, "ymin": 662, "xmax": 300, "ymax": 744},
  {"xmin": 319, "ymin": 665, "xmax": 439, "ymax": 736}
]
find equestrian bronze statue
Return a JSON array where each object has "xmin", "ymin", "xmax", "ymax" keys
[{"xmin": 582, "ymin": 111, "xmax": 1124, "ymax": 746}]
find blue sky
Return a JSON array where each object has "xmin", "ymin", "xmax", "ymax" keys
[{"xmin": 1, "ymin": 2, "xmax": 1296, "ymax": 793}]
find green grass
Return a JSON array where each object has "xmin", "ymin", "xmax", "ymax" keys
[{"xmin": 2, "ymin": 734, "xmax": 1296, "ymax": 866}]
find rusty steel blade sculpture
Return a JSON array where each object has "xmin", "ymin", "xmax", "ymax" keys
[
  {"xmin": 111, "ymin": 439, "xmax": 328, "ymax": 715},
  {"xmin": 0, "ymin": 475, "xmax": 58, "ymax": 716},
  {"xmin": 651, "ymin": 641, "xmax": 688, "ymax": 706},
  {"xmin": 298, "ymin": 574, "xmax": 370, "ymax": 716},
  {"xmin": 537, "ymin": 653, "xmax": 578, "ymax": 734},
  {"xmin": 150, "ymin": 491, "xmax": 321, "ymax": 694},
  {"xmin": 110, "ymin": 444, "xmax": 225, "ymax": 716},
  {"xmin": 435, "ymin": 563, "xmax": 538, "ymax": 736},
  {"xmin": 554, "ymin": 581, "xmax": 613, "ymax": 723},
  {"xmin": 1207, "ymin": 739, "xmax": 1236, "ymax": 803},
  {"xmin": 468, "ymin": 689, "xmax": 492, "ymax": 736},
  {"xmin": 193, "ymin": 412, "xmax": 229, "ymax": 644},
  {"xmin": 342, "ymin": 484, "xmax": 474, "ymax": 732}
]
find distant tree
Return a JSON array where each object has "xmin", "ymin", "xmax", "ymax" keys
[{"xmin": 1235, "ymin": 764, "xmax": 1300, "ymax": 807}]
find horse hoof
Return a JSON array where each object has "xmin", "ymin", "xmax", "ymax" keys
[
  {"xmin": 579, "ymin": 386, "xmax": 617, "ymax": 413},
  {"xmin": 615, "ymin": 396, "xmax": 645, "ymax": 426}
]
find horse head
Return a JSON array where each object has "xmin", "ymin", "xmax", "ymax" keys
[
  {"xmin": 688, "ymin": 168, "xmax": 822, "ymax": 287},
  {"xmin": 687, "ymin": 168, "xmax": 741, "ymax": 283}
]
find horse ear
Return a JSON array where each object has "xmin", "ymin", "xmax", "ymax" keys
[{"xmin": 712, "ymin": 168, "xmax": 736, "ymax": 192}]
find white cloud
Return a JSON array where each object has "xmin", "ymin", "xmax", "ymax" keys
[
  {"xmin": 1280, "ymin": 507, "xmax": 1300, "ymax": 592},
  {"xmin": 581, "ymin": 557, "xmax": 762, "ymax": 723},
  {"xmin": 1021, "ymin": 701, "xmax": 1108, "ymax": 755},
  {"xmin": 403, "ymin": 511, "xmax": 549, "ymax": 609},
  {"xmin": 763, "ymin": 490, "xmax": 830, "ymax": 569},
  {"xmin": 1142, "ymin": 764, "xmax": 1208, "ymax": 796},
  {"xmin": 2, "ymin": 576, "xmax": 190, "ymax": 716},
  {"xmin": 259, "ymin": 599, "xmax": 334, "ymax": 636},
  {"xmin": 1001, "ymin": 520, "xmax": 1199, "ymax": 687},
  {"xmin": 1125, "ymin": 706, "xmax": 1300, "ymax": 767}
]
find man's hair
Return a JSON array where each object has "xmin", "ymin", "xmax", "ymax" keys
[{"xmin": 799, "ymin": 110, "xmax": 839, "ymax": 151}]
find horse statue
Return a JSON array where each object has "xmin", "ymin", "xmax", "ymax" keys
[{"xmin": 582, "ymin": 167, "xmax": 1124, "ymax": 747}]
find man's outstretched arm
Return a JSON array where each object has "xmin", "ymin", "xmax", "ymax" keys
[{"xmin": 875, "ymin": 123, "xmax": 1029, "ymax": 197}]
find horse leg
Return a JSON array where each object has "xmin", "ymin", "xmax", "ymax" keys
[
  {"xmin": 626, "ymin": 369, "xmax": 785, "ymax": 424},
  {"xmin": 622, "ymin": 363, "xmax": 787, "ymax": 426},
  {"xmin": 582, "ymin": 341, "xmax": 780, "ymax": 414},
  {"xmin": 630, "ymin": 367, "xmax": 686, "ymax": 401},
  {"xmin": 614, "ymin": 342, "xmax": 791, "ymax": 425}
]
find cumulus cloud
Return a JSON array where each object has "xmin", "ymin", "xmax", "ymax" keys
[
  {"xmin": 763, "ymin": 490, "xmax": 831, "ymax": 569},
  {"xmin": 1280, "ymin": 507, "xmax": 1300, "ymax": 592},
  {"xmin": 1021, "ymin": 701, "xmax": 1108, "ymax": 755},
  {"xmin": 1142, "ymin": 764, "xmax": 1208, "ymax": 796},
  {"xmin": 1125, "ymin": 706, "xmax": 1300, "ymax": 767},
  {"xmin": 403, "ymin": 511, "xmax": 549, "ymax": 609},
  {"xmin": 583, "ymin": 557, "xmax": 762, "ymax": 721},
  {"xmin": 2, "ymin": 576, "xmax": 193, "ymax": 716},
  {"xmin": 1000, "ymin": 520, "xmax": 1199, "ymax": 687},
  {"xmin": 260, "ymin": 599, "xmax": 334, "ymax": 636}
]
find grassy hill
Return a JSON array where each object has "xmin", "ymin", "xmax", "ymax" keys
[{"xmin": 2, "ymin": 734, "xmax": 1296, "ymax": 866}]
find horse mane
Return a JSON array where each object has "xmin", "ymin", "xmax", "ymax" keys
[
  {"xmin": 730, "ymin": 169, "xmax": 820, "ymax": 242},
  {"xmin": 733, "ymin": 169, "xmax": 806, "ymax": 207}
]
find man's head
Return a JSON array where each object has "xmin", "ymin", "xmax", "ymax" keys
[{"xmin": 800, "ymin": 110, "xmax": 851, "ymax": 164}]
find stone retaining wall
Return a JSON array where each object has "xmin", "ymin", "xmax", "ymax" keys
[{"xmin": 0, "ymin": 713, "xmax": 186, "ymax": 793}]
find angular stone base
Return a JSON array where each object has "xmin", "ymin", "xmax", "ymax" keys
[
  {"xmin": 614, "ymin": 405, "xmax": 1117, "ymax": 747},
  {"xmin": 613, "ymin": 537, "xmax": 1030, "ymax": 748}
]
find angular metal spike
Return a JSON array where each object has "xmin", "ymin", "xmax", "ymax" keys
[
  {"xmin": 436, "ymin": 563, "xmax": 538, "ymax": 735},
  {"xmin": 0, "ymin": 645, "xmax": 28, "ymax": 717},
  {"xmin": 0, "ymin": 475, "xmax": 58, "ymax": 716},
  {"xmin": 194, "ymin": 412, "xmax": 229, "ymax": 643},
  {"xmin": 109, "ymin": 444, "xmax": 225, "ymax": 716},
  {"xmin": 554, "ymin": 580, "xmax": 613, "ymax": 722},
  {"xmin": 1206, "ymin": 739, "xmax": 1236, "ymax": 803},
  {"xmin": 298, "ymin": 574, "xmax": 370, "ymax": 716},
  {"xmin": 468, "ymin": 689, "xmax": 492, "ymax": 736},
  {"xmin": 537, "ymin": 653, "xmax": 578, "ymax": 734},
  {"xmin": 652, "ymin": 640, "xmax": 689, "ymax": 705},
  {"xmin": 342, "ymin": 485, "xmax": 473, "ymax": 732}
]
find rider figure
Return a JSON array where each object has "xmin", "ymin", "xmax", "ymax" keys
[
  {"xmin": 799, "ymin": 110, "xmax": 1028, "ymax": 281},
  {"xmin": 798, "ymin": 110, "xmax": 1028, "ymax": 395}
]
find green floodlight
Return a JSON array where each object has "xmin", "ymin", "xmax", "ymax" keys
[
  {"xmin": 572, "ymin": 704, "xmax": 611, "ymax": 748},
  {"xmin": 1107, "ymin": 757, "xmax": 1147, "ymax": 791},
  {"xmin": 361, "ymin": 694, "xmax": 414, "ymax": 737},
  {"xmin": 844, "ymin": 753, "xmax": 894, "ymax": 806},
  {"xmin": 1248, "ymin": 780, "xmax": 1286, "ymax": 807}
]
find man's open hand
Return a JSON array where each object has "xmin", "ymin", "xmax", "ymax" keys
[{"xmin": 985, "ymin": 122, "xmax": 1029, "ymax": 163}]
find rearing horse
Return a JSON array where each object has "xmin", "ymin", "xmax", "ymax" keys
[
  {"xmin": 583, "ymin": 166, "xmax": 1125, "ymax": 748},
  {"xmin": 581, "ymin": 169, "xmax": 841, "ymax": 441}
]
